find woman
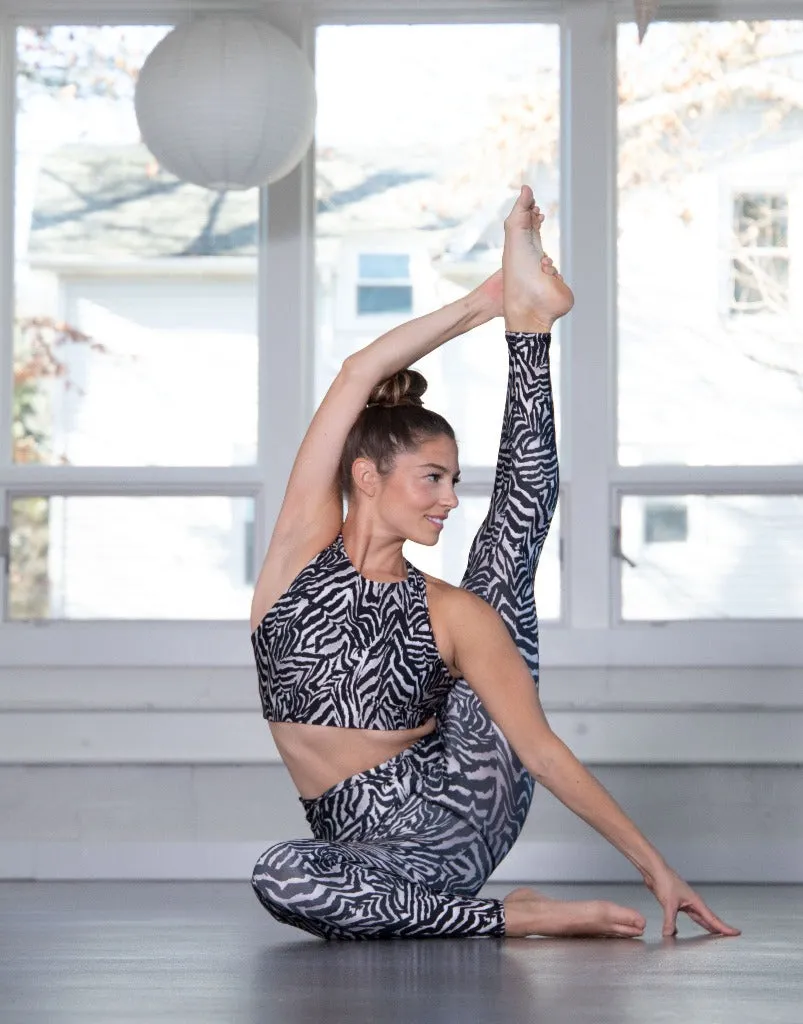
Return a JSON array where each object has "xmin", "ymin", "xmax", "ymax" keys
[{"xmin": 250, "ymin": 185, "xmax": 739, "ymax": 941}]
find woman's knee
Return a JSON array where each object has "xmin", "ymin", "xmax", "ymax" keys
[
  {"xmin": 251, "ymin": 840, "xmax": 345, "ymax": 938},
  {"xmin": 251, "ymin": 841, "xmax": 300, "ymax": 906},
  {"xmin": 252, "ymin": 840, "xmax": 342, "ymax": 908}
]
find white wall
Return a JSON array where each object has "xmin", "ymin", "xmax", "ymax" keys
[
  {"xmin": 2, "ymin": 762, "xmax": 801, "ymax": 883},
  {"xmin": 1, "ymin": 664, "xmax": 802, "ymax": 882}
]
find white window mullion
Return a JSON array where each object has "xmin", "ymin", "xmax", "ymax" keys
[
  {"xmin": 0, "ymin": 16, "xmax": 14, "ymax": 472},
  {"xmin": 560, "ymin": 0, "xmax": 618, "ymax": 631},
  {"xmin": 257, "ymin": 0, "xmax": 316, "ymax": 570},
  {"xmin": 260, "ymin": 151, "xmax": 316, "ymax": 545},
  {"xmin": 611, "ymin": 466, "xmax": 803, "ymax": 491},
  {"xmin": 0, "ymin": 16, "xmax": 18, "ymax": 627},
  {"xmin": 0, "ymin": 465, "xmax": 264, "ymax": 492}
]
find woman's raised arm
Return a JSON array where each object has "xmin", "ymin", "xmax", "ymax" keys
[
  {"xmin": 444, "ymin": 586, "xmax": 741, "ymax": 938},
  {"xmin": 270, "ymin": 278, "xmax": 501, "ymax": 548},
  {"xmin": 250, "ymin": 279, "xmax": 502, "ymax": 627}
]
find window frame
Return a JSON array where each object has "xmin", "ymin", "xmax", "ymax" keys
[{"xmin": 2, "ymin": 0, "xmax": 803, "ymax": 672}]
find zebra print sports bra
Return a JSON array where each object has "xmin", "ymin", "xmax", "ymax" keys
[{"xmin": 251, "ymin": 534, "xmax": 456, "ymax": 730}]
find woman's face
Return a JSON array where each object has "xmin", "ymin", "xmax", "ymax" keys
[{"xmin": 376, "ymin": 434, "xmax": 461, "ymax": 546}]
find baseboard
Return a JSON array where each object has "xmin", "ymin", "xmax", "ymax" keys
[
  {"xmin": 493, "ymin": 840, "xmax": 803, "ymax": 884},
  {"xmin": 1, "ymin": 840, "xmax": 801, "ymax": 883}
]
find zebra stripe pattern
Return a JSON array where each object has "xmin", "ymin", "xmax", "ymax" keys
[
  {"xmin": 251, "ymin": 535, "xmax": 455, "ymax": 730},
  {"xmin": 253, "ymin": 731, "xmax": 504, "ymax": 940},
  {"xmin": 252, "ymin": 331, "xmax": 558, "ymax": 939},
  {"xmin": 439, "ymin": 331, "xmax": 558, "ymax": 867}
]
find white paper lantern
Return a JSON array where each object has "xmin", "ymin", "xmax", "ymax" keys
[{"xmin": 135, "ymin": 16, "xmax": 316, "ymax": 190}]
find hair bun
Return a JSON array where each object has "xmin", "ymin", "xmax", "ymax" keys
[{"xmin": 367, "ymin": 368, "xmax": 427, "ymax": 409}]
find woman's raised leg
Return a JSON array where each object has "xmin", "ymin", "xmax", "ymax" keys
[
  {"xmin": 436, "ymin": 330, "xmax": 557, "ymax": 864},
  {"xmin": 436, "ymin": 187, "xmax": 573, "ymax": 867}
]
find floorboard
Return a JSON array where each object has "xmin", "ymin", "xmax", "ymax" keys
[{"xmin": 0, "ymin": 882, "xmax": 801, "ymax": 1023}]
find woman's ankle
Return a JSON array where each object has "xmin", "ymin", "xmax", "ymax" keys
[
  {"xmin": 503, "ymin": 895, "xmax": 544, "ymax": 937},
  {"xmin": 504, "ymin": 313, "xmax": 553, "ymax": 333}
]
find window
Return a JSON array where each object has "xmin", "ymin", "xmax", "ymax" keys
[
  {"xmin": 621, "ymin": 495, "xmax": 803, "ymax": 621},
  {"xmin": 359, "ymin": 254, "xmax": 410, "ymax": 278},
  {"xmin": 315, "ymin": 22, "xmax": 562, "ymax": 616},
  {"xmin": 617, "ymin": 18, "xmax": 803, "ymax": 627},
  {"xmin": 731, "ymin": 193, "xmax": 789, "ymax": 315},
  {"xmin": 618, "ymin": 21, "xmax": 803, "ymax": 468},
  {"xmin": 644, "ymin": 503, "xmax": 688, "ymax": 544},
  {"xmin": 357, "ymin": 253, "xmax": 413, "ymax": 315},
  {"xmin": 8, "ymin": 495, "xmax": 255, "ymax": 621},
  {"xmin": 8, "ymin": 24, "xmax": 259, "ymax": 624}
]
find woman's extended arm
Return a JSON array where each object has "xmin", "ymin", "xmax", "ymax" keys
[{"xmin": 445, "ymin": 587, "xmax": 740, "ymax": 937}]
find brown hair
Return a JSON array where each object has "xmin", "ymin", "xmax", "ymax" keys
[{"xmin": 339, "ymin": 369, "xmax": 456, "ymax": 498}]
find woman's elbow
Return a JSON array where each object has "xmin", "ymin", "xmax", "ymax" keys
[
  {"xmin": 522, "ymin": 731, "xmax": 563, "ymax": 783},
  {"xmin": 341, "ymin": 352, "xmax": 373, "ymax": 382}
]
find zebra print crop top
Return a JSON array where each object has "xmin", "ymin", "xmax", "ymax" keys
[{"xmin": 250, "ymin": 534, "xmax": 456, "ymax": 730}]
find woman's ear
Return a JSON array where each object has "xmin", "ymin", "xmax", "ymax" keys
[{"xmin": 351, "ymin": 457, "xmax": 379, "ymax": 498}]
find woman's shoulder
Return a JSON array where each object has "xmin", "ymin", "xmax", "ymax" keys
[
  {"xmin": 421, "ymin": 575, "xmax": 503, "ymax": 677},
  {"xmin": 421, "ymin": 572, "xmax": 497, "ymax": 624}
]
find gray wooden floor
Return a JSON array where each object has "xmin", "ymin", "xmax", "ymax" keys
[{"xmin": 0, "ymin": 882, "xmax": 801, "ymax": 1023}]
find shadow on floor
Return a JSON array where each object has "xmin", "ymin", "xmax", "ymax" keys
[{"xmin": 248, "ymin": 933, "xmax": 718, "ymax": 1024}]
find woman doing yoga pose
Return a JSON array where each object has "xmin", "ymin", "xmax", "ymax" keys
[{"xmin": 249, "ymin": 186, "xmax": 740, "ymax": 941}]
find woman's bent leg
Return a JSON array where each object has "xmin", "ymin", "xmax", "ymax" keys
[
  {"xmin": 437, "ymin": 331, "xmax": 558, "ymax": 864},
  {"xmin": 252, "ymin": 838, "xmax": 504, "ymax": 941},
  {"xmin": 253, "ymin": 737, "xmax": 505, "ymax": 940}
]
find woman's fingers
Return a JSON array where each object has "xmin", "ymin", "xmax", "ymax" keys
[
  {"xmin": 662, "ymin": 902, "xmax": 678, "ymax": 937},
  {"xmin": 650, "ymin": 869, "xmax": 741, "ymax": 938},
  {"xmin": 661, "ymin": 893, "xmax": 740, "ymax": 937},
  {"xmin": 682, "ymin": 898, "xmax": 741, "ymax": 936}
]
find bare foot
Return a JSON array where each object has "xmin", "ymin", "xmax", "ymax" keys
[
  {"xmin": 504, "ymin": 886, "xmax": 554, "ymax": 904},
  {"xmin": 503, "ymin": 184, "xmax": 575, "ymax": 333},
  {"xmin": 503, "ymin": 892, "xmax": 647, "ymax": 939}
]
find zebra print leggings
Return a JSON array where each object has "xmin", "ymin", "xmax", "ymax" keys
[{"xmin": 252, "ymin": 331, "xmax": 558, "ymax": 940}]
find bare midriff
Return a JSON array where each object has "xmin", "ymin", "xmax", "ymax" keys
[{"xmin": 269, "ymin": 718, "xmax": 438, "ymax": 801}]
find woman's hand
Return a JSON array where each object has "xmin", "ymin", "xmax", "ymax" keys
[
  {"xmin": 643, "ymin": 863, "xmax": 741, "ymax": 937},
  {"xmin": 472, "ymin": 254, "xmax": 564, "ymax": 324}
]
